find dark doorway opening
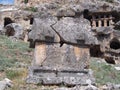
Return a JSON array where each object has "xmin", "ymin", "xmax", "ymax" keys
[
  {"xmin": 90, "ymin": 45, "xmax": 103, "ymax": 57},
  {"xmin": 4, "ymin": 17, "xmax": 13, "ymax": 27},
  {"xmin": 107, "ymin": 20, "xmax": 109, "ymax": 26},
  {"xmin": 110, "ymin": 39, "xmax": 120, "ymax": 50},
  {"xmin": 96, "ymin": 21, "xmax": 98, "ymax": 27},
  {"xmin": 102, "ymin": 20, "xmax": 104, "ymax": 26},
  {"xmin": 83, "ymin": 9, "xmax": 92, "ymax": 21},
  {"xmin": 30, "ymin": 17, "xmax": 34, "ymax": 25}
]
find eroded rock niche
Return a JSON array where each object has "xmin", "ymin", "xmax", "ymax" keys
[{"xmin": 4, "ymin": 17, "xmax": 13, "ymax": 27}]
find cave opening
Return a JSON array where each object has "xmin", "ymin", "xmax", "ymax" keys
[
  {"xmin": 30, "ymin": 17, "xmax": 34, "ymax": 25},
  {"xmin": 90, "ymin": 45, "xmax": 103, "ymax": 57},
  {"xmin": 110, "ymin": 39, "xmax": 120, "ymax": 50},
  {"xmin": 4, "ymin": 17, "xmax": 13, "ymax": 27},
  {"xmin": 107, "ymin": 20, "xmax": 109, "ymax": 26},
  {"xmin": 83, "ymin": 9, "xmax": 92, "ymax": 21}
]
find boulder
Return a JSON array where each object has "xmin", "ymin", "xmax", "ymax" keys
[
  {"xmin": 5, "ymin": 23, "xmax": 24, "ymax": 40},
  {"xmin": 0, "ymin": 78, "xmax": 13, "ymax": 90}
]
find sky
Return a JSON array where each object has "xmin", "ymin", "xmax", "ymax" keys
[{"xmin": 0, "ymin": 0, "xmax": 14, "ymax": 5}]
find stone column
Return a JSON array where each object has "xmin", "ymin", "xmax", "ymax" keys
[
  {"xmin": 34, "ymin": 42, "xmax": 46, "ymax": 65},
  {"xmin": 104, "ymin": 15, "xmax": 107, "ymax": 27},
  {"xmin": 109, "ymin": 15, "xmax": 114, "ymax": 26},
  {"xmin": 92, "ymin": 16, "xmax": 96, "ymax": 29},
  {"xmin": 98, "ymin": 15, "xmax": 102, "ymax": 27},
  {"xmin": 24, "ymin": 33, "xmax": 28, "ymax": 42}
]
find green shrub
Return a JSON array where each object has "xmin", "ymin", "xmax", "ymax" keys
[
  {"xmin": 0, "ymin": 58, "xmax": 16, "ymax": 71},
  {"xmin": 90, "ymin": 58, "xmax": 120, "ymax": 85},
  {"xmin": 105, "ymin": 0, "xmax": 114, "ymax": 3},
  {"xmin": 24, "ymin": 7, "xmax": 38, "ymax": 12},
  {"xmin": 24, "ymin": 0, "xmax": 28, "ymax": 4},
  {"xmin": 6, "ymin": 70, "xmax": 23, "ymax": 79},
  {"xmin": 0, "ymin": 35, "xmax": 33, "ymax": 71}
]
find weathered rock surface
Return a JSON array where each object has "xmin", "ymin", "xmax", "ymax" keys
[
  {"xmin": 37, "ymin": 44, "xmax": 89, "ymax": 70},
  {"xmin": 29, "ymin": 16, "xmax": 98, "ymax": 47},
  {"xmin": 26, "ymin": 67, "xmax": 95, "ymax": 85},
  {"xmin": 95, "ymin": 27, "xmax": 113, "ymax": 35},
  {"xmin": 53, "ymin": 17, "xmax": 98, "ymax": 45},
  {"xmin": 101, "ymin": 83, "xmax": 120, "ymax": 90},
  {"xmin": 28, "ymin": 16, "xmax": 59, "ymax": 43},
  {"xmin": 0, "ymin": 78, "xmax": 13, "ymax": 90}
]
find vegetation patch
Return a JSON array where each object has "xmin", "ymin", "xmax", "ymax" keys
[
  {"xmin": 102, "ymin": 0, "xmax": 114, "ymax": 3},
  {"xmin": 24, "ymin": 7, "xmax": 38, "ymax": 12},
  {"xmin": 6, "ymin": 69, "xmax": 26, "ymax": 80},
  {"xmin": 0, "ymin": 35, "xmax": 33, "ymax": 71},
  {"xmin": 90, "ymin": 58, "xmax": 120, "ymax": 85},
  {"xmin": 0, "ymin": 35, "xmax": 34, "ymax": 89}
]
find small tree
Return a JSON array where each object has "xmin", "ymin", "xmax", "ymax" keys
[
  {"xmin": 24, "ymin": 0, "xmax": 28, "ymax": 4},
  {"xmin": 105, "ymin": 0, "xmax": 114, "ymax": 3}
]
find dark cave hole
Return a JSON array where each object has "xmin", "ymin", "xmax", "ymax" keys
[
  {"xmin": 110, "ymin": 39, "xmax": 120, "ymax": 50},
  {"xmin": 90, "ymin": 45, "xmax": 103, "ymax": 57},
  {"xmin": 105, "ymin": 56, "xmax": 115, "ymax": 64},
  {"xmin": 107, "ymin": 20, "xmax": 109, "ymax": 26},
  {"xmin": 30, "ymin": 17, "xmax": 34, "ymax": 24},
  {"xmin": 4, "ymin": 17, "xmax": 13, "ymax": 27},
  {"xmin": 83, "ymin": 9, "xmax": 92, "ymax": 20},
  {"xmin": 95, "ymin": 15, "xmax": 99, "ymax": 19}
]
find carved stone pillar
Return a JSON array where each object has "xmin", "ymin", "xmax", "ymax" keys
[
  {"xmin": 92, "ymin": 16, "xmax": 96, "ymax": 29},
  {"xmin": 98, "ymin": 15, "xmax": 102, "ymax": 27},
  {"xmin": 104, "ymin": 15, "xmax": 107, "ymax": 27},
  {"xmin": 109, "ymin": 15, "xmax": 114, "ymax": 26},
  {"xmin": 34, "ymin": 42, "xmax": 46, "ymax": 65}
]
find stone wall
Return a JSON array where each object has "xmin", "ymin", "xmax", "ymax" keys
[{"xmin": 34, "ymin": 42, "xmax": 90, "ymax": 70}]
